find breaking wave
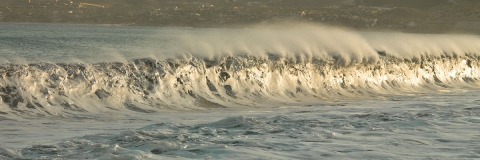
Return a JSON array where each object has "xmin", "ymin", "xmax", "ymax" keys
[
  {"xmin": 2, "ymin": 23, "xmax": 480, "ymax": 117},
  {"xmin": 3, "ymin": 23, "xmax": 480, "ymax": 160},
  {"xmin": 1, "ymin": 52, "xmax": 479, "ymax": 117}
]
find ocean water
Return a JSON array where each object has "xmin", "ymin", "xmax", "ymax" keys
[{"xmin": 0, "ymin": 23, "xmax": 480, "ymax": 159}]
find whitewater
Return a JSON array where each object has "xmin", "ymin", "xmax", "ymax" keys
[{"xmin": 0, "ymin": 23, "xmax": 480, "ymax": 159}]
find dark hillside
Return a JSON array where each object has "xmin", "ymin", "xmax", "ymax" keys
[
  {"xmin": 382, "ymin": 7, "xmax": 433, "ymax": 20},
  {"xmin": 362, "ymin": 0, "xmax": 449, "ymax": 9}
]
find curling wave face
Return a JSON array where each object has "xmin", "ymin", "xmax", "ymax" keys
[{"xmin": 0, "ymin": 53, "xmax": 479, "ymax": 117}]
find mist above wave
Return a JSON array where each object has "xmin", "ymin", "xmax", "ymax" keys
[
  {"xmin": 2, "ymin": 22, "xmax": 480, "ymax": 64},
  {"xmin": 175, "ymin": 23, "xmax": 480, "ymax": 63}
]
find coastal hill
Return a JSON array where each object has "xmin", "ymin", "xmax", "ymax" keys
[
  {"xmin": 1, "ymin": 0, "xmax": 479, "ymax": 33},
  {"xmin": 71, "ymin": 0, "xmax": 477, "ymax": 8}
]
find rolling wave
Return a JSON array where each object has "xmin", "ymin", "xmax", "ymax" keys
[{"xmin": 0, "ymin": 52, "xmax": 479, "ymax": 117}]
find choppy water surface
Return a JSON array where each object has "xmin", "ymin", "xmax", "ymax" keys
[{"xmin": 0, "ymin": 23, "xmax": 480, "ymax": 159}]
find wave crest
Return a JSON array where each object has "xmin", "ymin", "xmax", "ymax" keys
[{"xmin": 0, "ymin": 53, "xmax": 479, "ymax": 117}]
